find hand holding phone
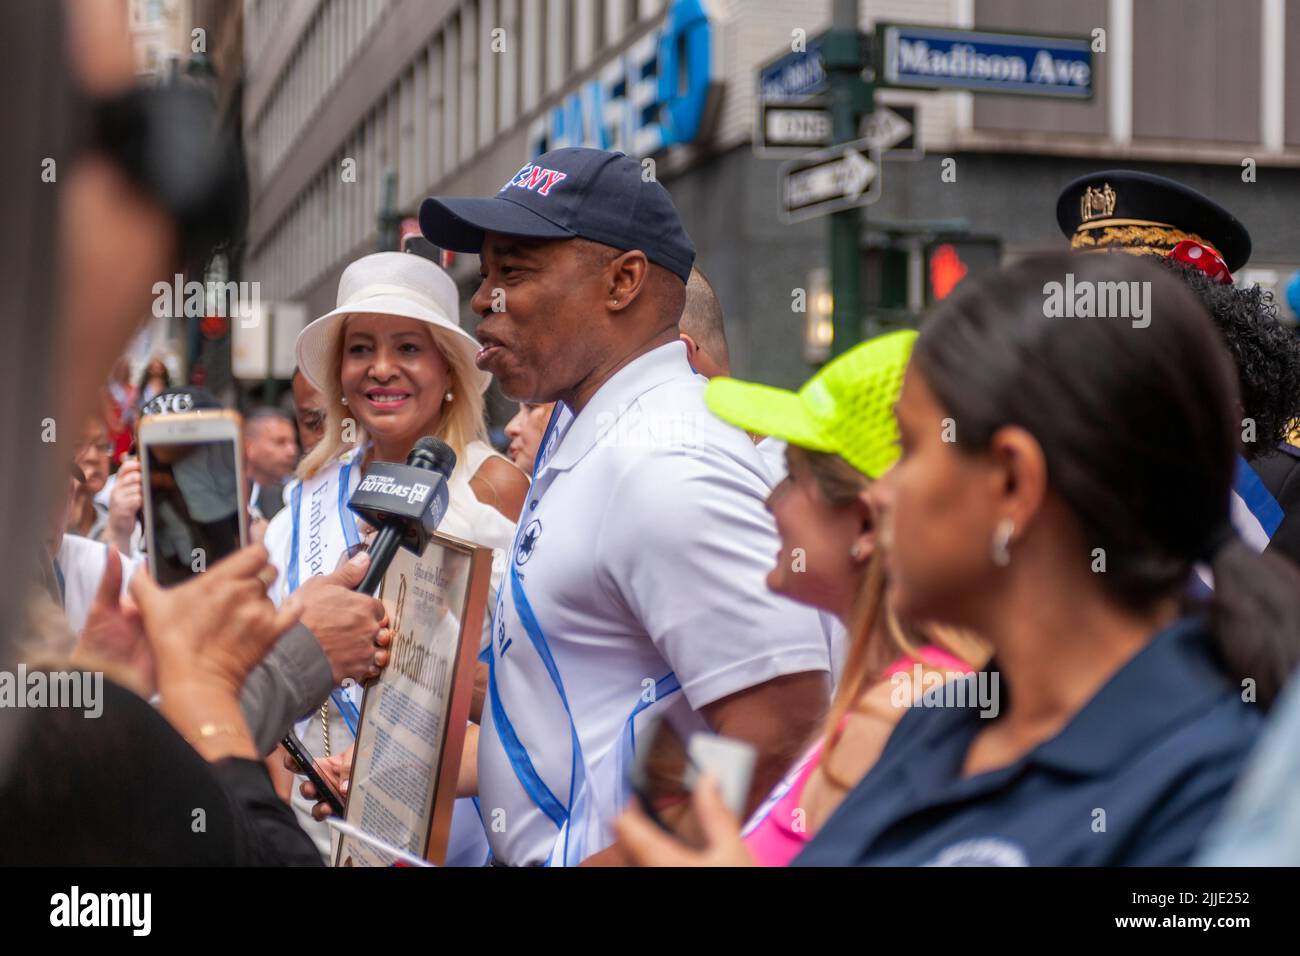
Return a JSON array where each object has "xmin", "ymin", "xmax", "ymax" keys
[
  {"xmin": 627, "ymin": 717, "xmax": 756, "ymax": 834},
  {"xmin": 137, "ymin": 410, "xmax": 247, "ymax": 586},
  {"xmin": 281, "ymin": 732, "xmax": 346, "ymax": 817}
]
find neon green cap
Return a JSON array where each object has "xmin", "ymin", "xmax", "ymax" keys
[{"xmin": 704, "ymin": 329, "xmax": 917, "ymax": 479}]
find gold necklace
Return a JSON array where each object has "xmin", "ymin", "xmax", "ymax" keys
[{"xmin": 320, "ymin": 702, "xmax": 330, "ymax": 757}]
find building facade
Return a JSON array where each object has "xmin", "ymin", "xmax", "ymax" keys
[
  {"xmin": 129, "ymin": 0, "xmax": 195, "ymax": 76},
  {"xmin": 242, "ymin": 0, "xmax": 1300, "ymax": 397}
]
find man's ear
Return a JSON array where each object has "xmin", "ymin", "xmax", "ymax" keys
[
  {"xmin": 608, "ymin": 250, "xmax": 649, "ymax": 310},
  {"xmin": 680, "ymin": 332, "xmax": 700, "ymax": 367}
]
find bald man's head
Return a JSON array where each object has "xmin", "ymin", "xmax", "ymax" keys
[{"xmin": 680, "ymin": 267, "xmax": 729, "ymax": 379}]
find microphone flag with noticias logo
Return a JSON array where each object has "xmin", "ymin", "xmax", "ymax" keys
[{"xmin": 347, "ymin": 459, "xmax": 450, "ymax": 555}]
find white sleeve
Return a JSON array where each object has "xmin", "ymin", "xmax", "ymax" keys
[{"xmin": 597, "ymin": 447, "xmax": 829, "ymax": 710}]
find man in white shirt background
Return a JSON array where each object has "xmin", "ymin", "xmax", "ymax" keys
[
  {"xmin": 679, "ymin": 266, "xmax": 789, "ymax": 487},
  {"xmin": 244, "ymin": 407, "xmax": 299, "ymax": 523},
  {"xmin": 420, "ymin": 147, "xmax": 830, "ymax": 866},
  {"xmin": 289, "ymin": 366, "xmax": 326, "ymax": 456}
]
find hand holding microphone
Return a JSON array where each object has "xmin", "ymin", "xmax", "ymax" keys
[{"xmin": 280, "ymin": 437, "xmax": 457, "ymax": 796}]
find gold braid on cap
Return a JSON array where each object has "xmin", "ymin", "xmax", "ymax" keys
[{"xmin": 1070, "ymin": 218, "xmax": 1223, "ymax": 261}]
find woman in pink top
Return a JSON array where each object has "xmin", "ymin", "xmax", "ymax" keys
[
  {"xmin": 615, "ymin": 331, "xmax": 988, "ymax": 866},
  {"xmin": 742, "ymin": 642, "xmax": 971, "ymax": 867},
  {"xmin": 736, "ymin": 444, "xmax": 983, "ymax": 866}
]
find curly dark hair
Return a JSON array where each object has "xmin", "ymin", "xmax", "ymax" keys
[{"xmin": 1159, "ymin": 258, "xmax": 1300, "ymax": 461}]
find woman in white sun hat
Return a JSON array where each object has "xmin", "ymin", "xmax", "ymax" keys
[{"xmin": 263, "ymin": 251, "xmax": 529, "ymax": 865}]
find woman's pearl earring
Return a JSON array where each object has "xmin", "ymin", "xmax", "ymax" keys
[
  {"xmin": 445, "ymin": 390, "xmax": 454, "ymax": 402},
  {"xmin": 340, "ymin": 396, "xmax": 348, "ymax": 406},
  {"xmin": 991, "ymin": 518, "xmax": 1015, "ymax": 568}
]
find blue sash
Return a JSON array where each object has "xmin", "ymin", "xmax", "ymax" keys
[
  {"xmin": 287, "ymin": 454, "xmax": 364, "ymax": 727},
  {"xmin": 287, "ymin": 456, "xmax": 362, "ymax": 593},
  {"xmin": 485, "ymin": 404, "xmax": 590, "ymax": 861},
  {"xmin": 485, "ymin": 405, "xmax": 686, "ymax": 865},
  {"xmin": 1234, "ymin": 455, "xmax": 1284, "ymax": 541}
]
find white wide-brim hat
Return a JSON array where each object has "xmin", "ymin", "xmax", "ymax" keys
[{"xmin": 296, "ymin": 251, "xmax": 489, "ymax": 394}]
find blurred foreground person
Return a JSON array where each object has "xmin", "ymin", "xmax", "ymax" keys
[
  {"xmin": 792, "ymin": 252, "xmax": 1300, "ymax": 866},
  {"xmin": 615, "ymin": 331, "xmax": 986, "ymax": 866},
  {"xmin": 1196, "ymin": 666, "xmax": 1300, "ymax": 865},
  {"xmin": 0, "ymin": 0, "xmax": 320, "ymax": 863}
]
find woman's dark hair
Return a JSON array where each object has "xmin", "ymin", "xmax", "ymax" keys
[
  {"xmin": 1158, "ymin": 258, "xmax": 1300, "ymax": 461},
  {"xmin": 912, "ymin": 251, "xmax": 1300, "ymax": 707}
]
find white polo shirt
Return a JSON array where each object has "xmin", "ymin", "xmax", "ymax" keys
[{"xmin": 478, "ymin": 340, "xmax": 829, "ymax": 866}]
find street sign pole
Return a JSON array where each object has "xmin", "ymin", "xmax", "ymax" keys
[{"xmin": 825, "ymin": 0, "xmax": 872, "ymax": 357}]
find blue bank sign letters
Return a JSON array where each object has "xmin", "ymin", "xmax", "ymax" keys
[
  {"xmin": 879, "ymin": 23, "xmax": 1093, "ymax": 99},
  {"xmin": 527, "ymin": 0, "xmax": 713, "ymax": 159}
]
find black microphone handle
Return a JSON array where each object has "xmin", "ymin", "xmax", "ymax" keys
[{"xmin": 356, "ymin": 521, "xmax": 404, "ymax": 595}]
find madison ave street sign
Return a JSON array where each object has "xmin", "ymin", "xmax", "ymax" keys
[{"xmin": 877, "ymin": 23, "xmax": 1094, "ymax": 99}]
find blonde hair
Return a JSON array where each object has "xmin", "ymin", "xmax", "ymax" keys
[
  {"xmin": 789, "ymin": 447, "xmax": 989, "ymax": 787},
  {"xmin": 298, "ymin": 319, "xmax": 488, "ymax": 480},
  {"xmin": 823, "ymin": 552, "xmax": 987, "ymax": 749}
]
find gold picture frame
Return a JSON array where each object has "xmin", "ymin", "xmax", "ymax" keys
[{"xmin": 332, "ymin": 530, "xmax": 491, "ymax": 866}]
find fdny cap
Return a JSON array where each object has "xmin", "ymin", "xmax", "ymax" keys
[{"xmin": 419, "ymin": 147, "xmax": 696, "ymax": 283}]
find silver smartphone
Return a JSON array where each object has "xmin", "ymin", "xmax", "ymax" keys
[
  {"xmin": 628, "ymin": 716, "xmax": 757, "ymax": 829},
  {"xmin": 137, "ymin": 410, "xmax": 247, "ymax": 586}
]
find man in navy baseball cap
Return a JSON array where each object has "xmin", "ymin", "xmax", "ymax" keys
[
  {"xmin": 418, "ymin": 147, "xmax": 698, "ymax": 407},
  {"xmin": 420, "ymin": 147, "xmax": 695, "ymax": 284},
  {"xmin": 417, "ymin": 148, "xmax": 832, "ymax": 868}
]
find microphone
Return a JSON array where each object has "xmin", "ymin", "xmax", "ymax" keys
[{"xmin": 348, "ymin": 436, "xmax": 457, "ymax": 595}]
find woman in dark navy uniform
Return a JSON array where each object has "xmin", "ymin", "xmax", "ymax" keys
[{"xmin": 617, "ymin": 252, "xmax": 1300, "ymax": 867}]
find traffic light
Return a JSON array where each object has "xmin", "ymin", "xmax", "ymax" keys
[
  {"xmin": 924, "ymin": 236, "xmax": 1002, "ymax": 305},
  {"xmin": 859, "ymin": 240, "xmax": 911, "ymax": 339}
]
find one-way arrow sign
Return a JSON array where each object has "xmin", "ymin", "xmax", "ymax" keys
[
  {"xmin": 862, "ymin": 104, "xmax": 912, "ymax": 152},
  {"xmin": 780, "ymin": 140, "xmax": 881, "ymax": 222},
  {"xmin": 757, "ymin": 102, "xmax": 921, "ymax": 158}
]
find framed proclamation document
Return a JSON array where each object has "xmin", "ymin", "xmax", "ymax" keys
[{"xmin": 332, "ymin": 530, "xmax": 492, "ymax": 867}]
